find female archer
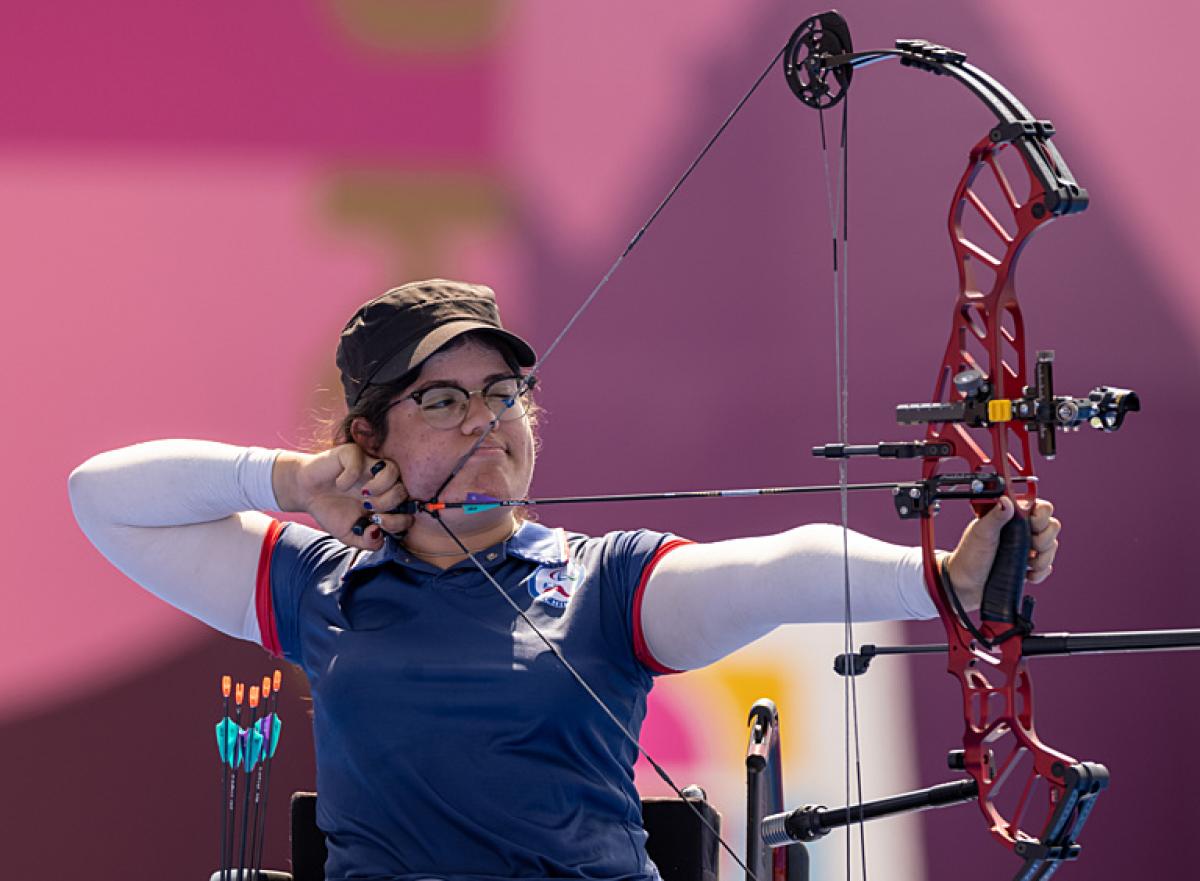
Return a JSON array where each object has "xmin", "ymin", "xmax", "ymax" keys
[{"xmin": 69, "ymin": 278, "xmax": 1059, "ymax": 881}]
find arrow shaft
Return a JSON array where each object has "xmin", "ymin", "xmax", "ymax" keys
[
  {"xmin": 402, "ymin": 481, "xmax": 903, "ymax": 515},
  {"xmin": 524, "ymin": 483, "xmax": 899, "ymax": 506},
  {"xmin": 219, "ymin": 695, "xmax": 230, "ymax": 881}
]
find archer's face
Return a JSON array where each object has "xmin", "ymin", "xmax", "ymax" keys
[{"xmin": 378, "ymin": 338, "xmax": 536, "ymax": 523}]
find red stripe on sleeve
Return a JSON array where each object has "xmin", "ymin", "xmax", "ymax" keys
[
  {"xmin": 631, "ymin": 538, "xmax": 694, "ymax": 675},
  {"xmin": 255, "ymin": 518, "xmax": 285, "ymax": 658}
]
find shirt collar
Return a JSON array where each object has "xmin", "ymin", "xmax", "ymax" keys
[
  {"xmin": 505, "ymin": 521, "xmax": 570, "ymax": 565},
  {"xmin": 345, "ymin": 520, "xmax": 569, "ymax": 575},
  {"xmin": 345, "ymin": 538, "xmax": 397, "ymax": 575}
]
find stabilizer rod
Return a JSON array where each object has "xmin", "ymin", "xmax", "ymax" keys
[
  {"xmin": 836, "ymin": 628, "xmax": 1200, "ymax": 676},
  {"xmin": 761, "ymin": 778, "xmax": 978, "ymax": 846}
]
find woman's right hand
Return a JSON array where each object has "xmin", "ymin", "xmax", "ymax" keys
[{"xmin": 273, "ymin": 446, "xmax": 414, "ymax": 549}]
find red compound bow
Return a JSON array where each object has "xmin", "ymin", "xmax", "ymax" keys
[{"xmin": 765, "ymin": 13, "xmax": 1162, "ymax": 880}]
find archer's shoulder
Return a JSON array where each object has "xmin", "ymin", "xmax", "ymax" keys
[{"xmin": 561, "ymin": 526, "xmax": 680, "ymax": 564}]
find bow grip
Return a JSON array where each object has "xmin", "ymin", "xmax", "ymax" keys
[{"xmin": 979, "ymin": 509, "xmax": 1031, "ymax": 624}]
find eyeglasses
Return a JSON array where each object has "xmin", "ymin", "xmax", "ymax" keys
[{"xmin": 391, "ymin": 375, "xmax": 537, "ymax": 430}]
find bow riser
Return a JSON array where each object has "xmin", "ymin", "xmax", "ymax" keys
[{"xmin": 920, "ymin": 133, "xmax": 1092, "ymax": 859}]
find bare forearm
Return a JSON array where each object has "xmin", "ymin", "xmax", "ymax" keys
[{"xmin": 272, "ymin": 449, "xmax": 317, "ymax": 514}]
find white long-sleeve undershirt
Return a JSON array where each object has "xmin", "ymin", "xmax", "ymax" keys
[
  {"xmin": 68, "ymin": 440, "xmax": 937, "ymax": 668},
  {"xmin": 68, "ymin": 440, "xmax": 279, "ymax": 641},
  {"xmin": 642, "ymin": 526, "xmax": 937, "ymax": 670}
]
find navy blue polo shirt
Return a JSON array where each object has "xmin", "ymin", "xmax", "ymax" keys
[{"xmin": 262, "ymin": 519, "xmax": 686, "ymax": 881}]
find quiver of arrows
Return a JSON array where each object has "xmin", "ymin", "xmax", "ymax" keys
[{"xmin": 213, "ymin": 672, "xmax": 285, "ymax": 881}]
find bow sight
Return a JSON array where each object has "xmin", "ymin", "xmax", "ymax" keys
[
  {"xmin": 894, "ymin": 351, "xmax": 1139, "ymax": 459},
  {"xmin": 815, "ymin": 348, "xmax": 1141, "ymax": 521}
]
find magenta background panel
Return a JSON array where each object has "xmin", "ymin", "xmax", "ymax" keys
[{"xmin": 0, "ymin": 2, "xmax": 495, "ymax": 159}]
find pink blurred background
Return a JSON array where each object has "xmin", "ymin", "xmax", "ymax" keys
[{"xmin": 4, "ymin": 1, "xmax": 1197, "ymax": 877}]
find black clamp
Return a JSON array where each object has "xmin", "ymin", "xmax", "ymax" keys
[
  {"xmin": 892, "ymin": 473, "xmax": 1006, "ymax": 519},
  {"xmin": 895, "ymin": 38, "xmax": 967, "ymax": 73},
  {"xmin": 896, "ymin": 368, "xmax": 994, "ymax": 428},
  {"xmin": 989, "ymin": 119, "xmax": 1057, "ymax": 145},
  {"xmin": 811, "ymin": 440, "xmax": 953, "ymax": 459}
]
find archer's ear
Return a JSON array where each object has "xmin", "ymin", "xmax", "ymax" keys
[{"xmin": 350, "ymin": 417, "xmax": 379, "ymax": 455}]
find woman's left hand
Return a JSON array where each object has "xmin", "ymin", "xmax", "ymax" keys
[{"xmin": 941, "ymin": 496, "xmax": 1061, "ymax": 612}]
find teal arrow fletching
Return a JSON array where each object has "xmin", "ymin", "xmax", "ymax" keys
[
  {"xmin": 239, "ymin": 726, "xmax": 265, "ymax": 771},
  {"xmin": 463, "ymin": 492, "xmax": 501, "ymax": 514},
  {"xmin": 256, "ymin": 713, "xmax": 283, "ymax": 758},
  {"xmin": 463, "ymin": 503, "xmax": 500, "ymax": 514},
  {"xmin": 216, "ymin": 718, "xmax": 241, "ymax": 767}
]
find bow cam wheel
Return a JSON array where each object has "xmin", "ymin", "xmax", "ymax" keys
[{"xmin": 783, "ymin": 10, "xmax": 854, "ymax": 109}]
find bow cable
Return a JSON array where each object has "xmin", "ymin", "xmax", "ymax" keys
[{"xmin": 817, "ymin": 94, "xmax": 870, "ymax": 880}]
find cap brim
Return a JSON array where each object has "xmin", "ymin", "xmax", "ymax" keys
[{"xmin": 368, "ymin": 319, "xmax": 537, "ymax": 388}]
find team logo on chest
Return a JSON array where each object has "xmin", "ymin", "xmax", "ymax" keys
[{"xmin": 528, "ymin": 559, "xmax": 586, "ymax": 609}]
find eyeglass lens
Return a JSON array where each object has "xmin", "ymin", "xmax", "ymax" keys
[{"xmin": 414, "ymin": 378, "xmax": 528, "ymax": 429}]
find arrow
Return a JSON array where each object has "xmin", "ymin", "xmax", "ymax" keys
[
  {"xmin": 250, "ymin": 671, "xmax": 284, "ymax": 880},
  {"xmin": 246, "ymin": 676, "xmax": 269, "ymax": 880},
  {"xmin": 236, "ymin": 685, "xmax": 264, "ymax": 880},
  {"xmin": 390, "ymin": 482, "xmax": 906, "ymax": 516},
  {"xmin": 212, "ymin": 674, "xmax": 284, "ymax": 880},
  {"xmin": 216, "ymin": 676, "xmax": 233, "ymax": 881},
  {"xmin": 225, "ymin": 682, "xmax": 245, "ymax": 881}
]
